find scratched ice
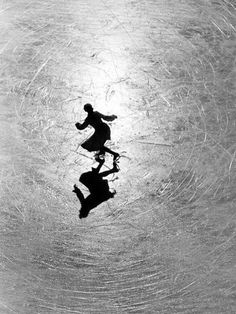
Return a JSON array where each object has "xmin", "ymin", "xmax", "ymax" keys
[{"xmin": 0, "ymin": 0, "xmax": 236, "ymax": 313}]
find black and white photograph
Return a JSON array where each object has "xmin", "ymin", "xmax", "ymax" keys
[{"xmin": 0, "ymin": 0, "xmax": 236, "ymax": 313}]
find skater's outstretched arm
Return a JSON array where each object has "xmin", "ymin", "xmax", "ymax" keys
[
  {"xmin": 99, "ymin": 112, "xmax": 117, "ymax": 122},
  {"xmin": 73, "ymin": 185, "xmax": 85, "ymax": 204},
  {"xmin": 75, "ymin": 119, "xmax": 89, "ymax": 130}
]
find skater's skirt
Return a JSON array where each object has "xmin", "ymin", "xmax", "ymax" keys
[{"xmin": 81, "ymin": 123, "xmax": 111, "ymax": 152}]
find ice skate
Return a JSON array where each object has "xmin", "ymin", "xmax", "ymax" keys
[
  {"xmin": 113, "ymin": 152, "xmax": 120, "ymax": 162},
  {"xmin": 113, "ymin": 161, "xmax": 120, "ymax": 172},
  {"xmin": 94, "ymin": 152, "xmax": 105, "ymax": 163}
]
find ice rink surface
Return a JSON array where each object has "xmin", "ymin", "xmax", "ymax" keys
[{"xmin": 0, "ymin": 0, "xmax": 236, "ymax": 313}]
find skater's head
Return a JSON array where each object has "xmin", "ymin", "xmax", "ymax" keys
[{"xmin": 84, "ymin": 103, "xmax": 93, "ymax": 113}]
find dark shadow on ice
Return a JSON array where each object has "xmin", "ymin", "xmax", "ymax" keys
[{"xmin": 73, "ymin": 159, "xmax": 119, "ymax": 219}]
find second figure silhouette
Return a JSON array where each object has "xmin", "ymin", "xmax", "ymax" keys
[{"xmin": 75, "ymin": 104, "xmax": 120, "ymax": 161}]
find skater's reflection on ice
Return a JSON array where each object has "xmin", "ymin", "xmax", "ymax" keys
[{"xmin": 73, "ymin": 158, "xmax": 119, "ymax": 219}]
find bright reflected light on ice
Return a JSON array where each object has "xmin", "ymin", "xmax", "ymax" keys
[
  {"xmin": 77, "ymin": 33, "xmax": 130, "ymax": 118},
  {"xmin": 90, "ymin": 54, "xmax": 129, "ymax": 117}
]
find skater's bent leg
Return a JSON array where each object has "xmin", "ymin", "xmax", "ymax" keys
[
  {"xmin": 100, "ymin": 169, "xmax": 115, "ymax": 178},
  {"xmin": 100, "ymin": 163, "xmax": 119, "ymax": 177},
  {"xmin": 103, "ymin": 146, "xmax": 119, "ymax": 160},
  {"xmin": 103, "ymin": 146, "xmax": 115, "ymax": 155},
  {"xmin": 95, "ymin": 158, "xmax": 104, "ymax": 173}
]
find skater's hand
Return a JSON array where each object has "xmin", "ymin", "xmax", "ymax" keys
[
  {"xmin": 75, "ymin": 122, "xmax": 81, "ymax": 129},
  {"xmin": 75, "ymin": 120, "xmax": 89, "ymax": 130},
  {"xmin": 72, "ymin": 184, "xmax": 78, "ymax": 192},
  {"xmin": 112, "ymin": 114, "xmax": 117, "ymax": 120}
]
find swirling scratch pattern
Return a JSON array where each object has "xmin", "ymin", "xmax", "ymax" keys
[{"xmin": 0, "ymin": 0, "xmax": 235, "ymax": 313}]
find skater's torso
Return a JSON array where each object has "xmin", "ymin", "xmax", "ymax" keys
[{"xmin": 86, "ymin": 111, "xmax": 106, "ymax": 130}]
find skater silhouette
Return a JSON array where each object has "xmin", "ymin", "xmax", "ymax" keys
[
  {"xmin": 73, "ymin": 159, "xmax": 119, "ymax": 219},
  {"xmin": 75, "ymin": 103, "xmax": 119, "ymax": 161}
]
